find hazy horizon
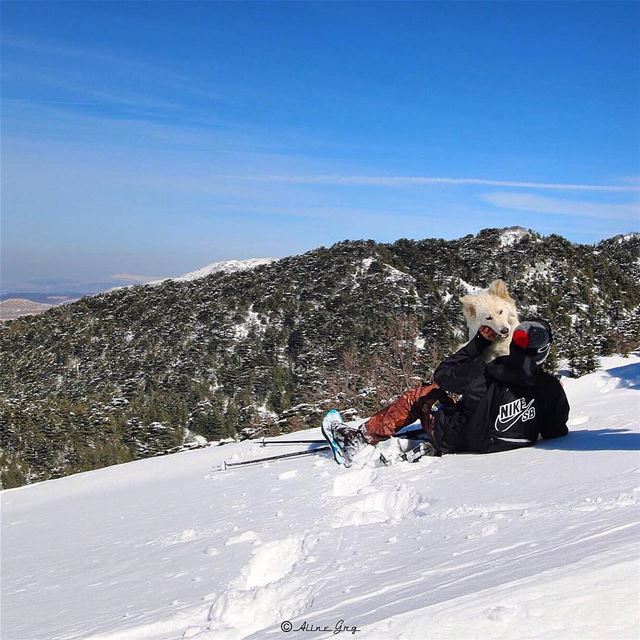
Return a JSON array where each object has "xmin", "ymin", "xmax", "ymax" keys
[{"xmin": 2, "ymin": 226, "xmax": 638, "ymax": 297}]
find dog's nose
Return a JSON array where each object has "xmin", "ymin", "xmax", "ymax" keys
[{"xmin": 500, "ymin": 327, "xmax": 510, "ymax": 336}]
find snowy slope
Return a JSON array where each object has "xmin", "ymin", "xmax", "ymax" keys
[
  {"xmin": 149, "ymin": 259, "xmax": 277, "ymax": 285},
  {"xmin": 2, "ymin": 355, "xmax": 639, "ymax": 640},
  {"xmin": 498, "ymin": 226, "xmax": 532, "ymax": 247}
]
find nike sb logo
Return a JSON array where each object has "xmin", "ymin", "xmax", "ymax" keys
[{"xmin": 494, "ymin": 397, "xmax": 536, "ymax": 433}]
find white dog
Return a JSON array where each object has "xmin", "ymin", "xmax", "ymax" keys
[{"xmin": 460, "ymin": 279, "xmax": 520, "ymax": 362}]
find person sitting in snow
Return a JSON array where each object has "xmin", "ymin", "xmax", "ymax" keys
[{"xmin": 322, "ymin": 320, "xmax": 570, "ymax": 467}]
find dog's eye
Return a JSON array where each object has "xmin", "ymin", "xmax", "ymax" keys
[
  {"xmin": 485, "ymin": 316, "xmax": 493, "ymax": 320},
  {"xmin": 499, "ymin": 309, "xmax": 504, "ymax": 315}
]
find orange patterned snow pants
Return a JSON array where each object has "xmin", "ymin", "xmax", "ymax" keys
[{"xmin": 363, "ymin": 383, "xmax": 450, "ymax": 444}]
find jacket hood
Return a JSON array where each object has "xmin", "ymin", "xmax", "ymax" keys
[{"xmin": 487, "ymin": 352, "xmax": 539, "ymax": 387}]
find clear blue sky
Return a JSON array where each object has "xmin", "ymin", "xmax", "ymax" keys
[{"xmin": 2, "ymin": 1, "xmax": 639, "ymax": 292}]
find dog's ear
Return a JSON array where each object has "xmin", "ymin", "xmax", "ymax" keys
[
  {"xmin": 488, "ymin": 279, "xmax": 514, "ymax": 303},
  {"xmin": 459, "ymin": 296, "xmax": 476, "ymax": 319}
]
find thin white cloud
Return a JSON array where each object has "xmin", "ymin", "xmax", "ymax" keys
[
  {"xmin": 242, "ymin": 174, "xmax": 640, "ymax": 193},
  {"xmin": 3, "ymin": 34, "xmax": 226, "ymax": 104},
  {"xmin": 617, "ymin": 175, "xmax": 640, "ymax": 185},
  {"xmin": 481, "ymin": 192, "xmax": 640, "ymax": 220},
  {"xmin": 111, "ymin": 273, "xmax": 160, "ymax": 283},
  {"xmin": 3, "ymin": 34, "xmax": 189, "ymax": 84}
]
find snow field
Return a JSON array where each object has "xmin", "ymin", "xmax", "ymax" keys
[
  {"xmin": 2, "ymin": 355, "xmax": 639, "ymax": 640},
  {"xmin": 365, "ymin": 545, "xmax": 639, "ymax": 640}
]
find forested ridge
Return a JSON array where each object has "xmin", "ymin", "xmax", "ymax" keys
[{"xmin": 2, "ymin": 227, "xmax": 638, "ymax": 487}]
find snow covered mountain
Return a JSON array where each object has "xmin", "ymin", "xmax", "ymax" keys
[
  {"xmin": 149, "ymin": 258, "xmax": 278, "ymax": 285},
  {"xmin": 3, "ymin": 354, "xmax": 638, "ymax": 640}
]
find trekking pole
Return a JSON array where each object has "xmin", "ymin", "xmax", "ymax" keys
[
  {"xmin": 260, "ymin": 437, "xmax": 326, "ymax": 446},
  {"xmin": 216, "ymin": 446, "xmax": 330, "ymax": 471},
  {"xmin": 258, "ymin": 428, "xmax": 427, "ymax": 448}
]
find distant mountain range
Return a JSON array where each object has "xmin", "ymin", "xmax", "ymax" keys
[
  {"xmin": 1, "ymin": 259, "xmax": 279, "ymax": 320},
  {"xmin": 1, "ymin": 227, "xmax": 638, "ymax": 487},
  {"xmin": 0, "ymin": 298, "xmax": 55, "ymax": 322},
  {"xmin": 0, "ymin": 292, "xmax": 80, "ymax": 304}
]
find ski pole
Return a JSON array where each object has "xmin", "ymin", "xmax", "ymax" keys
[
  {"xmin": 258, "ymin": 427, "xmax": 427, "ymax": 447},
  {"xmin": 259, "ymin": 437, "xmax": 326, "ymax": 446},
  {"xmin": 218, "ymin": 446, "xmax": 330, "ymax": 471}
]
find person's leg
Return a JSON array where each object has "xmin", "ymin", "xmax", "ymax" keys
[{"xmin": 363, "ymin": 383, "xmax": 444, "ymax": 444}]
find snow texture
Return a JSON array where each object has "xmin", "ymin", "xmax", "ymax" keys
[
  {"xmin": 499, "ymin": 227, "xmax": 531, "ymax": 247},
  {"xmin": 2, "ymin": 355, "xmax": 639, "ymax": 640},
  {"xmin": 457, "ymin": 277, "xmax": 483, "ymax": 295},
  {"xmin": 150, "ymin": 258, "xmax": 277, "ymax": 285}
]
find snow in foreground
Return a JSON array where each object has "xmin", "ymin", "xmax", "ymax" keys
[{"xmin": 2, "ymin": 355, "xmax": 639, "ymax": 640}]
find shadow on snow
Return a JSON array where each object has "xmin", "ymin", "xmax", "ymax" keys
[
  {"xmin": 604, "ymin": 362, "xmax": 640, "ymax": 390},
  {"xmin": 538, "ymin": 428, "xmax": 640, "ymax": 452}
]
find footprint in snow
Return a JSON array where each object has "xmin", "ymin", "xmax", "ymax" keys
[
  {"xmin": 207, "ymin": 535, "xmax": 317, "ymax": 638},
  {"xmin": 332, "ymin": 466, "xmax": 375, "ymax": 497},
  {"xmin": 149, "ymin": 528, "xmax": 200, "ymax": 546},
  {"xmin": 225, "ymin": 530, "xmax": 259, "ymax": 546},
  {"xmin": 466, "ymin": 523, "xmax": 499, "ymax": 539},
  {"xmin": 483, "ymin": 604, "xmax": 520, "ymax": 623},
  {"xmin": 331, "ymin": 484, "xmax": 421, "ymax": 528}
]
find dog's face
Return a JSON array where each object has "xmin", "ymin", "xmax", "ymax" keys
[{"xmin": 460, "ymin": 279, "xmax": 519, "ymax": 341}]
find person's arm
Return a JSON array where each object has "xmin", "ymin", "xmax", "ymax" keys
[
  {"xmin": 539, "ymin": 377, "xmax": 570, "ymax": 440},
  {"xmin": 434, "ymin": 333, "xmax": 492, "ymax": 395}
]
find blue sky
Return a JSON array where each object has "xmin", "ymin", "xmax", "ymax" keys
[{"xmin": 2, "ymin": 1, "xmax": 639, "ymax": 292}]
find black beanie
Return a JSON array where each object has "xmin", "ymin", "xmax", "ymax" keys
[{"xmin": 510, "ymin": 320, "xmax": 552, "ymax": 364}]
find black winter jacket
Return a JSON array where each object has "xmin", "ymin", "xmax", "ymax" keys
[{"xmin": 432, "ymin": 334, "xmax": 569, "ymax": 454}]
